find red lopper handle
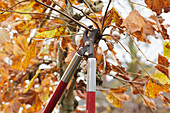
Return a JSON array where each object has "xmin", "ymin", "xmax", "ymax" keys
[
  {"xmin": 86, "ymin": 92, "xmax": 96, "ymax": 113},
  {"xmin": 43, "ymin": 80, "xmax": 67, "ymax": 113}
]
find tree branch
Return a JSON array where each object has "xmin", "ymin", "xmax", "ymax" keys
[
  {"xmin": 101, "ymin": 0, "xmax": 112, "ymax": 33},
  {"xmin": 35, "ymin": 0, "xmax": 91, "ymax": 31},
  {"xmin": 0, "ymin": 0, "xmax": 29, "ymax": 14}
]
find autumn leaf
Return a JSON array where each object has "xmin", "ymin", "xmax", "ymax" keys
[
  {"xmin": 98, "ymin": 61, "xmax": 111, "ymax": 74},
  {"xmin": 0, "ymin": 2, "xmax": 12, "ymax": 22},
  {"xmin": 111, "ymin": 65, "xmax": 129, "ymax": 79},
  {"xmin": 36, "ymin": 27, "xmax": 66, "ymax": 39},
  {"xmin": 24, "ymin": 69, "xmax": 41, "ymax": 93},
  {"xmin": 122, "ymin": 10, "xmax": 155, "ymax": 43},
  {"xmin": 151, "ymin": 70, "xmax": 170, "ymax": 84},
  {"xmin": 0, "ymin": 12, "xmax": 12, "ymax": 22},
  {"xmin": 3, "ymin": 98, "xmax": 22, "ymax": 113},
  {"xmin": 106, "ymin": 42, "xmax": 117, "ymax": 55},
  {"xmin": 131, "ymin": 76, "xmax": 149, "ymax": 95},
  {"xmin": 145, "ymin": 78, "xmax": 170, "ymax": 98},
  {"xmin": 160, "ymin": 94, "xmax": 170, "ymax": 107},
  {"xmin": 147, "ymin": 15, "xmax": 169, "ymax": 40},
  {"xmin": 65, "ymin": 43, "xmax": 77, "ymax": 64},
  {"xmin": 145, "ymin": 0, "xmax": 170, "ymax": 15},
  {"xmin": 163, "ymin": 40, "xmax": 170, "ymax": 58},
  {"xmin": 103, "ymin": 6, "xmax": 123, "ymax": 27},
  {"xmin": 101, "ymin": 87, "xmax": 130, "ymax": 108},
  {"xmin": 61, "ymin": 37, "xmax": 72, "ymax": 50},
  {"xmin": 20, "ymin": 41, "xmax": 36, "ymax": 70},
  {"xmin": 155, "ymin": 54, "xmax": 169, "ymax": 78}
]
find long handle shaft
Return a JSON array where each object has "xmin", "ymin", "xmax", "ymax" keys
[
  {"xmin": 43, "ymin": 53, "xmax": 82, "ymax": 113},
  {"xmin": 86, "ymin": 58, "xmax": 96, "ymax": 113}
]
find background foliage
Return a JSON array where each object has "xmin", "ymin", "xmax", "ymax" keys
[{"xmin": 0, "ymin": 0, "xmax": 169, "ymax": 113}]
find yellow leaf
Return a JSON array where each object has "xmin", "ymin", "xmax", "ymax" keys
[
  {"xmin": 101, "ymin": 91, "xmax": 122, "ymax": 108},
  {"xmin": 151, "ymin": 70, "xmax": 170, "ymax": 84},
  {"xmin": 20, "ymin": 41, "xmax": 36, "ymax": 70},
  {"xmin": 163, "ymin": 40, "xmax": 170, "ymax": 59},
  {"xmin": 36, "ymin": 27, "xmax": 66, "ymax": 39},
  {"xmin": 23, "ymin": 69, "xmax": 41, "ymax": 93},
  {"xmin": 145, "ymin": 78, "xmax": 170, "ymax": 98}
]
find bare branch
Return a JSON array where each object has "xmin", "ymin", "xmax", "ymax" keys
[
  {"xmin": 129, "ymin": 36, "xmax": 168, "ymax": 68},
  {"xmin": 67, "ymin": 0, "xmax": 100, "ymax": 30},
  {"xmin": 101, "ymin": 0, "xmax": 112, "ymax": 33},
  {"xmin": 35, "ymin": 0, "xmax": 91, "ymax": 31},
  {"xmin": 83, "ymin": 0, "xmax": 101, "ymax": 30},
  {"xmin": 0, "ymin": 0, "xmax": 29, "ymax": 14},
  {"xmin": 103, "ymin": 34, "xmax": 152, "ymax": 78},
  {"xmin": 51, "ymin": 0, "xmax": 70, "ymax": 15},
  {"xmin": 0, "ymin": 9, "xmax": 56, "ymax": 18}
]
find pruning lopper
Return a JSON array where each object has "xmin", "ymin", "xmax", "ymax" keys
[{"xmin": 43, "ymin": 26, "xmax": 100, "ymax": 113}]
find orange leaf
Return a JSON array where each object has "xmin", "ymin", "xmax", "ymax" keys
[
  {"xmin": 155, "ymin": 54, "xmax": 169, "ymax": 78},
  {"xmin": 101, "ymin": 91, "xmax": 122, "ymax": 108},
  {"xmin": 61, "ymin": 37, "xmax": 72, "ymax": 50},
  {"xmin": 145, "ymin": 0, "xmax": 170, "ymax": 15},
  {"xmin": 122, "ymin": 10, "xmax": 155, "ymax": 43},
  {"xmin": 65, "ymin": 43, "xmax": 77, "ymax": 64},
  {"xmin": 160, "ymin": 94, "xmax": 170, "ymax": 107},
  {"xmin": 111, "ymin": 65, "xmax": 128, "ymax": 77},
  {"xmin": 106, "ymin": 42, "xmax": 117, "ymax": 55},
  {"xmin": 0, "ymin": 12, "xmax": 11, "ymax": 22},
  {"xmin": 3, "ymin": 98, "xmax": 21, "ymax": 113},
  {"xmin": 103, "ymin": 6, "xmax": 123, "ymax": 27}
]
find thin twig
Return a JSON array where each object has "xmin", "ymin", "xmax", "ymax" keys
[
  {"xmin": 132, "ymin": 84, "xmax": 154, "ymax": 113},
  {"xmin": 129, "ymin": 36, "xmax": 168, "ymax": 68},
  {"xmin": 0, "ymin": 9, "xmax": 56, "ymax": 18},
  {"xmin": 104, "ymin": 25, "xmax": 166, "ymax": 68},
  {"xmin": 67, "ymin": 0, "xmax": 100, "ymax": 30},
  {"xmin": 51, "ymin": 0, "xmax": 70, "ymax": 15},
  {"xmin": 109, "ymin": 74, "xmax": 145, "ymax": 84},
  {"xmin": 101, "ymin": 0, "xmax": 112, "ymax": 33},
  {"xmin": 128, "ymin": 0, "xmax": 148, "ymax": 8},
  {"xmin": 83, "ymin": 0, "xmax": 101, "ymax": 30},
  {"xmin": 104, "ymin": 34, "xmax": 152, "ymax": 78},
  {"xmin": 35, "ymin": 0, "xmax": 91, "ymax": 31},
  {"xmin": 0, "ymin": 0, "xmax": 28, "ymax": 14}
]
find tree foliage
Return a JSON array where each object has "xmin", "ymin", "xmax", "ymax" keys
[{"xmin": 0, "ymin": 0, "xmax": 169, "ymax": 112}]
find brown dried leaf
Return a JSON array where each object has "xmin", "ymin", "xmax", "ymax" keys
[
  {"xmin": 122, "ymin": 10, "xmax": 155, "ymax": 43},
  {"xmin": 131, "ymin": 76, "xmax": 149, "ymax": 95},
  {"xmin": 3, "ymin": 98, "xmax": 22, "ymax": 113},
  {"xmin": 147, "ymin": 15, "xmax": 169, "ymax": 40},
  {"xmin": 111, "ymin": 65, "xmax": 128, "ymax": 77},
  {"xmin": 145, "ymin": 0, "xmax": 170, "ymax": 15},
  {"xmin": 75, "ymin": 80, "xmax": 87, "ymax": 100},
  {"xmin": 160, "ymin": 94, "xmax": 170, "ymax": 107}
]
